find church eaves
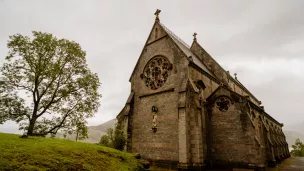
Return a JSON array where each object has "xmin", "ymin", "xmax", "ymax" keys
[
  {"xmin": 159, "ymin": 23, "xmax": 215, "ymax": 77},
  {"xmin": 190, "ymin": 39, "xmax": 261, "ymax": 104},
  {"xmin": 128, "ymin": 20, "xmax": 216, "ymax": 82}
]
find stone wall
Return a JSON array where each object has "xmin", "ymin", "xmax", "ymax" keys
[
  {"xmin": 132, "ymin": 91, "xmax": 179, "ymax": 161},
  {"xmin": 186, "ymin": 85, "xmax": 204, "ymax": 164},
  {"xmin": 129, "ymin": 22, "xmax": 190, "ymax": 163},
  {"xmin": 188, "ymin": 66, "xmax": 219, "ymax": 99},
  {"xmin": 206, "ymin": 88, "xmax": 264, "ymax": 168},
  {"xmin": 118, "ymin": 20, "xmax": 290, "ymax": 170},
  {"xmin": 190, "ymin": 41, "xmax": 261, "ymax": 106}
]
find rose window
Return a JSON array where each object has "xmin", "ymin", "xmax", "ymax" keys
[
  {"xmin": 215, "ymin": 96, "xmax": 230, "ymax": 112},
  {"xmin": 142, "ymin": 56, "xmax": 172, "ymax": 90}
]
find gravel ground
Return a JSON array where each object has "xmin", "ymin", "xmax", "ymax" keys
[
  {"xmin": 268, "ymin": 157, "xmax": 304, "ymax": 171},
  {"xmin": 149, "ymin": 157, "xmax": 304, "ymax": 171}
]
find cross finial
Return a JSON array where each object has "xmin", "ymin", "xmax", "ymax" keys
[
  {"xmin": 234, "ymin": 73, "xmax": 237, "ymax": 79},
  {"xmin": 154, "ymin": 9, "xmax": 161, "ymax": 22},
  {"xmin": 193, "ymin": 32, "xmax": 197, "ymax": 41}
]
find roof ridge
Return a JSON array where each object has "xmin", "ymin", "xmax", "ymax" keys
[
  {"xmin": 192, "ymin": 40, "xmax": 261, "ymax": 103},
  {"xmin": 159, "ymin": 23, "xmax": 216, "ymax": 77},
  {"xmin": 233, "ymin": 76, "xmax": 260, "ymax": 103},
  {"xmin": 160, "ymin": 23, "xmax": 190, "ymax": 49}
]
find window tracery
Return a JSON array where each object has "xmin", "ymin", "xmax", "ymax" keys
[
  {"xmin": 215, "ymin": 96, "xmax": 231, "ymax": 112},
  {"xmin": 142, "ymin": 56, "xmax": 172, "ymax": 90}
]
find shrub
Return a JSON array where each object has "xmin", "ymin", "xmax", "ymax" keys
[{"xmin": 99, "ymin": 124, "xmax": 126, "ymax": 151}]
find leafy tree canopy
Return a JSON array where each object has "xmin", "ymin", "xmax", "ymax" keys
[
  {"xmin": 291, "ymin": 138, "xmax": 304, "ymax": 157},
  {"xmin": 0, "ymin": 31, "xmax": 101, "ymax": 137}
]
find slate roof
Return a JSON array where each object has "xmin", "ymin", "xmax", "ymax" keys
[{"xmin": 160, "ymin": 23, "xmax": 215, "ymax": 77}]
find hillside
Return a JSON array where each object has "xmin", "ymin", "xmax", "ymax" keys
[
  {"xmin": 284, "ymin": 130, "xmax": 304, "ymax": 148},
  {"xmin": 57, "ymin": 119, "xmax": 116, "ymax": 143},
  {"xmin": 0, "ymin": 133, "xmax": 143, "ymax": 171},
  {"xmin": 89, "ymin": 119, "xmax": 116, "ymax": 132}
]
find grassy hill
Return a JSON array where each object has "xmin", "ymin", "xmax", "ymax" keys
[{"xmin": 0, "ymin": 133, "xmax": 143, "ymax": 171}]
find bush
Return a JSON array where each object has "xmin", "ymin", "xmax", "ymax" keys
[{"xmin": 99, "ymin": 124, "xmax": 127, "ymax": 151}]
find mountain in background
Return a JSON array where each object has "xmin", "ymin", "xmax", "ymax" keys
[
  {"xmin": 285, "ymin": 121, "xmax": 304, "ymax": 133},
  {"xmin": 89, "ymin": 119, "xmax": 117, "ymax": 133},
  {"xmin": 57, "ymin": 119, "xmax": 116, "ymax": 143},
  {"xmin": 284, "ymin": 130, "xmax": 304, "ymax": 147},
  {"xmin": 284, "ymin": 121, "xmax": 304, "ymax": 147}
]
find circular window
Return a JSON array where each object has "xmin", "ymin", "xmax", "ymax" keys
[
  {"xmin": 142, "ymin": 56, "xmax": 172, "ymax": 90},
  {"xmin": 215, "ymin": 96, "xmax": 231, "ymax": 112}
]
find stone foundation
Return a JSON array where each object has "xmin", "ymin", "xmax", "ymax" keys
[{"xmin": 148, "ymin": 159, "xmax": 179, "ymax": 170}]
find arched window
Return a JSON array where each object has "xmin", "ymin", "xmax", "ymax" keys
[{"xmin": 155, "ymin": 28, "xmax": 158, "ymax": 39}]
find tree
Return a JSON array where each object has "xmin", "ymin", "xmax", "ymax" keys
[
  {"xmin": 0, "ymin": 82, "xmax": 29, "ymax": 125},
  {"xmin": 291, "ymin": 138, "xmax": 304, "ymax": 157},
  {"xmin": 61, "ymin": 118, "xmax": 89, "ymax": 141},
  {"xmin": 75, "ymin": 121, "xmax": 89, "ymax": 142},
  {"xmin": 99, "ymin": 132, "xmax": 111, "ymax": 147},
  {"xmin": 112, "ymin": 124, "xmax": 127, "ymax": 150},
  {"xmin": 99, "ymin": 124, "xmax": 127, "ymax": 151},
  {"xmin": 0, "ymin": 31, "xmax": 101, "ymax": 136}
]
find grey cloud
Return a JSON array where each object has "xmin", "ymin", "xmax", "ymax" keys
[
  {"xmin": 0, "ymin": 0, "xmax": 303, "ymax": 133},
  {"xmin": 212, "ymin": 1, "xmax": 304, "ymax": 58},
  {"xmin": 228, "ymin": 65, "xmax": 304, "ymax": 125}
]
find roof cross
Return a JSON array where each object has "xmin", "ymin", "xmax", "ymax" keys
[
  {"xmin": 234, "ymin": 73, "xmax": 238, "ymax": 79},
  {"xmin": 193, "ymin": 32, "xmax": 197, "ymax": 41},
  {"xmin": 154, "ymin": 9, "xmax": 161, "ymax": 22}
]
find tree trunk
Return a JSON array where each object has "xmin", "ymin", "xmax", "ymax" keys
[
  {"xmin": 27, "ymin": 117, "xmax": 37, "ymax": 135},
  {"xmin": 76, "ymin": 130, "xmax": 79, "ymax": 142}
]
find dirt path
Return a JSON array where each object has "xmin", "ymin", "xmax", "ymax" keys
[
  {"xmin": 149, "ymin": 158, "xmax": 304, "ymax": 171},
  {"xmin": 268, "ymin": 157, "xmax": 304, "ymax": 171}
]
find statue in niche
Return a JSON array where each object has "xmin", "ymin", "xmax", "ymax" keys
[{"xmin": 152, "ymin": 106, "xmax": 158, "ymax": 132}]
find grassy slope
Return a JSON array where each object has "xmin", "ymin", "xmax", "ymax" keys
[{"xmin": 0, "ymin": 133, "xmax": 143, "ymax": 171}]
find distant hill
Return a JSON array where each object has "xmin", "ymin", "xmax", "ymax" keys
[
  {"xmin": 57, "ymin": 119, "xmax": 116, "ymax": 143},
  {"xmin": 283, "ymin": 122, "xmax": 304, "ymax": 148},
  {"xmin": 284, "ymin": 130, "xmax": 304, "ymax": 147},
  {"xmin": 285, "ymin": 122, "xmax": 304, "ymax": 133},
  {"xmin": 89, "ymin": 119, "xmax": 116, "ymax": 133},
  {"xmin": 0, "ymin": 132, "xmax": 143, "ymax": 170}
]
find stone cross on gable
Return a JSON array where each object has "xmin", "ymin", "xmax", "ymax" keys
[
  {"xmin": 193, "ymin": 32, "xmax": 197, "ymax": 41},
  {"xmin": 154, "ymin": 9, "xmax": 161, "ymax": 22},
  {"xmin": 234, "ymin": 73, "xmax": 238, "ymax": 79}
]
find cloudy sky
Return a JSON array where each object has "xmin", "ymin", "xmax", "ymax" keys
[{"xmin": 0, "ymin": 0, "xmax": 303, "ymax": 133}]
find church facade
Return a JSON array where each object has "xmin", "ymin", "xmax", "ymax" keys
[{"xmin": 117, "ymin": 10, "xmax": 290, "ymax": 170}]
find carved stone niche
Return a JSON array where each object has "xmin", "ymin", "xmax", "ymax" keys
[
  {"xmin": 196, "ymin": 80, "xmax": 206, "ymax": 90},
  {"xmin": 215, "ymin": 96, "xmax": 231, "ymax": 112},
  {"xmin": 152, "ymin": 106, "xmax": 158, "ymax": 133}
]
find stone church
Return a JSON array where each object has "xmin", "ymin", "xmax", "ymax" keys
[{"xmin": 117, "ymin": 10, "xmax": 290, "ymax": 170}]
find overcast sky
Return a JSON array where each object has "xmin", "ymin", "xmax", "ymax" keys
[{"xmin": 0, "ymin": 0, "xmax": 303, "ymax": 133}]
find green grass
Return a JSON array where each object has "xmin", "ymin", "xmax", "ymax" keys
[{"xmin": 0, "ymin": 133, "xmax": 143, "ymax": 171}]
